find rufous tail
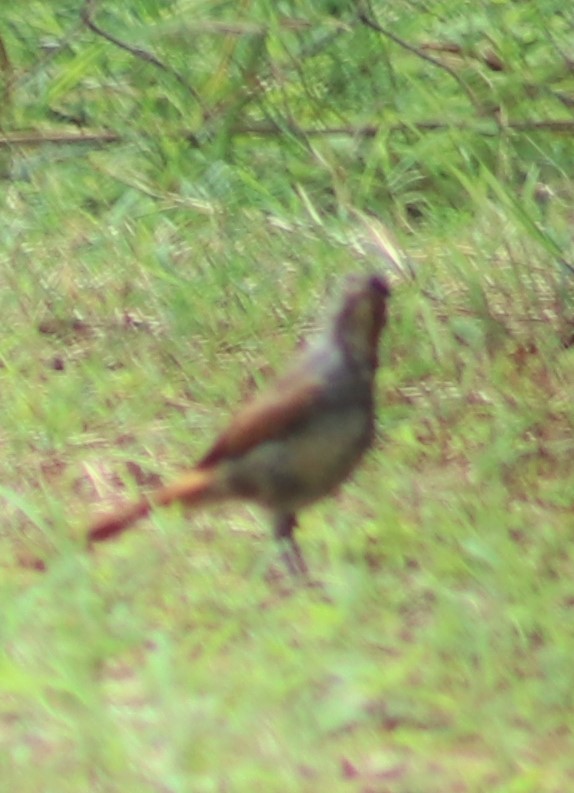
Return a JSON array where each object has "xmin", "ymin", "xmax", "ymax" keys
[{"xmin": 88, "ymin": 468, "xmax": 216, "ymax": 545}]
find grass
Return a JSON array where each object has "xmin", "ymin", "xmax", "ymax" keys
[
  {"xmin": 3, "ymin": 1, "xmax": 574, "ymax": 790},
  {"xmin": 2, "ymin": 186, "xmax": 574, "ymax": 792}
]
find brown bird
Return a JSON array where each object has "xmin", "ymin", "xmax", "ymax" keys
[{"xmin": 88, "ymin": 273, "xmax": 391, "ymax": 575}]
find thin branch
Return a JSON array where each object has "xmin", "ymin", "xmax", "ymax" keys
[
  {"xmin": 233, "ymin": 119, "xmax": 574, "ymax": 136},
  {"xmin": 81, "ymin": 0, "xmax": 206, "ymax": 115},
  {"xmin": 356, "ymin": 1, "xmax": 478, "ymax": 108},
  {"xmin": 2, "ymin": 118, "xmax": 574, "ymax": 149},
  {"xmin": 0, "ymin": 33, "xmax": 12, "ymax": 110},
  {"xmin": 0, "ymin": 131, "xmax": 120, "ymax": 147}
]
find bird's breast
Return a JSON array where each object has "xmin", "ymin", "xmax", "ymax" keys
[{"xmin": 223, "ymin": 402, "xmax": 374, "ymax": 511}]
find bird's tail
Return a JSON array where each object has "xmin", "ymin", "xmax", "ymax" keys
[{"xmin": 87, "ymin": 468, "xmax": 217, "ymax": 545}]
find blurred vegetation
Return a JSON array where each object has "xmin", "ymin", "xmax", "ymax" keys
[{"xmin": 1, "ymin": 1, "xmax": 574, "ymax": 791}]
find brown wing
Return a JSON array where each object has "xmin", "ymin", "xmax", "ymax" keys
[{"xmin": 198, "ymin": 368, "xmax": 323, "ymax": 468}]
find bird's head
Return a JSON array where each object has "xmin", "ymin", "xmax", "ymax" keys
[{"xmin": 332, "ymin": 274, "xmax": 391, "ymax": 369}]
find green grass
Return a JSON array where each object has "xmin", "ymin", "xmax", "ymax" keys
[
  {"xmin": 2, "ymin": 1, "xmax": 574, "ymax": 790},
  {"xmin": 1, "ymin": 190, "xmax": 573, "ymax": 791}
]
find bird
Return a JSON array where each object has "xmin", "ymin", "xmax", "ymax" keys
[{"xmin": 87, "ymin": 273, "xmax": 391, "ymax": 575}]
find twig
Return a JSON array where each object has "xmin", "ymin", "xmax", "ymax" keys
[
  {"xmin": 356, "ymin": 1, "xmax": 478, "ymax": 108},
  {"xmin": 81, "ymin": 0, "xmax": 206, "ymax": 115},
  {"xmin": 0, "ymin": 130, "xmax": 120, "ymax": 147},
  {"xmin": 0, "ymin": 33, "xmax": 12, "ymax": 109},
  {"xmin": 3, "ymin": 118, "xmax": 574, "ymax": 150}
]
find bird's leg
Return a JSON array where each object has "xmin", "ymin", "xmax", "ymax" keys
[{"xmin": 274, "ymin": 513, "xmax": 309, "ymax": 577}]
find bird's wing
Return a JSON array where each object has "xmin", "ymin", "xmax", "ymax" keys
[{"xmin": 198, "ymin": 367, "xmax": 324, "ymax": 467}]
